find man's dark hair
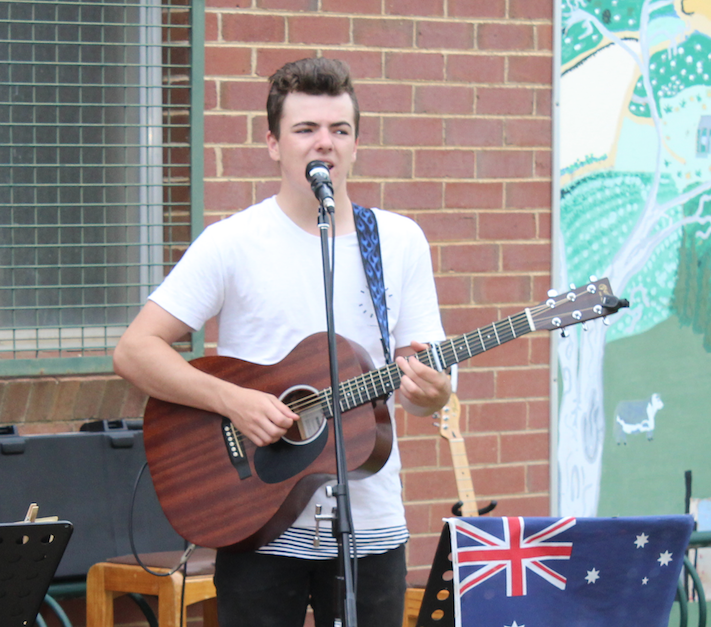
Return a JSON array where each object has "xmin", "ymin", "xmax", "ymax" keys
[{"xmin": 266, "ymin": 57, "xmax": 360, "ymax": 139}]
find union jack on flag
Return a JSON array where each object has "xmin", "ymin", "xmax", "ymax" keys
[
  {"xmin": 456, "ymin": 516, "xmax": 576, "ymax": 598},
  {"xmin": 447, "ymin": 515, "xmax": 693, "ymax": 627}
]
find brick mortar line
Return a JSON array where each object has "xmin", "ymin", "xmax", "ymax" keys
[
  {"xmin": 205, "ymin": 46, "xmax": 553, "ymax": 60},
  {"xmin": 404, "ymin": 491, "xmax": 550, "ymax": 512},
  {"xmin": 205, "ymin": 146, "xmax": 553, "ymax": 153},
  {"xmin": 203, "ymin": 175, "xmax": 552, "ymax": 182},
  {"xmin": 204, "ymin": 110, "xmax": 553, "ymax": 118},
  {"xmin": 207, "ymin": 8, "xmax": 551, "ymax": 22},
  {"xmin": 399, "ymin": 430, "xmax": 550, "ymax": 441},
  {"xmin": 206, "ymin": 78, "xmax": 553, "ymax": 89},
  {"xmin": 205, "ymin": 40, "xmax": 552, "ymax": 52}
]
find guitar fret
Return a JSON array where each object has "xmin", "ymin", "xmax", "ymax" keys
[
  {"xmin": 462, "ymin": 333, "xmax": 473, "ymax": 358},
  {"xmin": 386, "ymin": 363, "xmax": 399, "ymax": 390},
  {"xmin": 479, "ymin": 326, "xmax": 499, "ymax": 351},
  {"xmin": 508, "ymin": 316, "xmax": 516, "ymax": 338},
  {"xmin": 430, "ymin": 344, "xmax": 444, "ymax": 372},
  {"xmin": 366, "ymin": 372, "xmax": 377, "ymax": 398},
  {"xmin": 344, "ymin": 386, "xmax": 355, "ymax": 412},
  {"xmin": 375, "ymin": 368, "xmax": 388, "ymax": 395},
  {"xmin": 358, "ymin": 375, "xmax": 370, "ymax": 402},
  {"xmin": 477, "ymin": 328, "xmax": 486, "ymax": 351},
  {"xmin": 491, "ymin": 321, "xmax": 501, "ymax": 345},
  {"xmin": 442, "ymin": 338, "xmax": 456, "ymax": 369},
  {"xmin": 496, "ymin": 320, "xmax": 513, "ymax": 344},
  {"xmin": 337, "ymin": 382, "xmax": 350, "ymax": 412},
  {"xmin": 353, "ymin": 377, "xmax": 365, "ymax": 405},
  {"xmin": 365, "ymin": 371, "xmax": 379, "ymax": 399},
  {"xmin": 423, "ymin": 349, "xmax": 434, "ymax": 369},
  {"xmin": 320, "ymin": 391, "xmax": 333, "ymax": 418}
]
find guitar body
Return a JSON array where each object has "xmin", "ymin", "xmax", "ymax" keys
[{"xmin": 143, "ymin": 333, "xmax": 393, "ymax": 551}]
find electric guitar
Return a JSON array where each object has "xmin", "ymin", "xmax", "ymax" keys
[
  {"xmin": 143, "ymin": 278, "xmax": 627, "ymax": 551},
  {"xmin": 436, "ymin": 391, "xmax": 496, "ymax": 518}
]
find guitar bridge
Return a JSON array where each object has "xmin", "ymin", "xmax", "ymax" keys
[{"xmin": 221, "ymin": 418, "xmax": 252, "ymax": 480}]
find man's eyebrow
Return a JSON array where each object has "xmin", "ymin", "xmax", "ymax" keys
[{"xmin": 292, "ymin": 120, "xmax": 353, "ymax": 129}]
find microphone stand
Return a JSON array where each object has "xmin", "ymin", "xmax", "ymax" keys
[{"xmin": 317, "ymin": 200, "xmax": 358, "ymax": 627}]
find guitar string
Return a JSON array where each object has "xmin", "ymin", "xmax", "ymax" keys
[
  {"xmin": 286, "ymin": 305, "xmax": 546, "ymax": 415},
  {"xmin": 283, "ymin": 309, "xmax": 535, "ymax": 416},
  {"xmin": 283, "ymin": 299, "xmax": 598, "ymax": 417}
]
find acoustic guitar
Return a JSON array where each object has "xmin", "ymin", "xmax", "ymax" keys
[{"xmin": 143, "ymin": 278, "xmax": 627, "ymax": 551}]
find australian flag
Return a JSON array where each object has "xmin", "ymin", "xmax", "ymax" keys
[{"xmin": 448, "ymin": 515, "xmax": 693, "ymax": 627}]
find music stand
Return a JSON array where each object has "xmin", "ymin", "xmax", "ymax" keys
[
  {"xmin": 415, "ymin": 523, "xmax": 456, "ymax": 627},
  {"xmin": 0, "ymin": 521, "xmax": 73, "ymax": 627}
]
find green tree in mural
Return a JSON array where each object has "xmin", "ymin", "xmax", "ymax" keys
[
  {"xmin": 557, "ymin": 0, "xmax": 711, "ymax": 516},
  {"xmin": 672, "ymin": 230, "xmax": 695, "ymax": 326},
  {"xmin": 672, "ymin": 222, "xmax": 711, "ymax": 347}
]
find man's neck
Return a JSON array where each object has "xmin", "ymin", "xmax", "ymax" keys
[{"xmin": 275, "ymin": 188, "xmax": 356, "ymax": 236}]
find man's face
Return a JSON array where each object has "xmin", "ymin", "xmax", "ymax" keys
[{"xmin": 267, "ymin": 91, "xmax": 358, "ymax": 200}]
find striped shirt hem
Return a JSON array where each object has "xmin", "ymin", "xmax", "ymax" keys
[{"xmin": 255, "ymin": 525, "xmax": 409, "ymax": 560}]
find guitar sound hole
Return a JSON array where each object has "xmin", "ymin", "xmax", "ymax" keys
[{"xmin": 280, "ymin": 385, "xmax": 326, "ymax": 445}]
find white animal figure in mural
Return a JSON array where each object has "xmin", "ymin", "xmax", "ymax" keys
[{"xmin": 613, "ymin": 393, "xmax": 664, "ymax": 444}]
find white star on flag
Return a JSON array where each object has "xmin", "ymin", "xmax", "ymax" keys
[
  {"xmin": 634, "ymin": 533, "xmax": 649, "ymax": 548},
  {"xmin": 658, "ymin": 551, "xmax": 673, "ymax": 566},
  {"xmin": 642, "ymin": 577, "xmax": 649, "ymax": 585},
  {"xmin": 506, "ymin": 622, "xmax": 524, "ymax": 627},
  {"xmin": 585, "ymin": 568, "xmax": 600, "ymax": 584}
]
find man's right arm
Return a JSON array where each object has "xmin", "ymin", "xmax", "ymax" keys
[{"xmin": 113, "ymin": 301, "xmax": 297, "ymax": 446}]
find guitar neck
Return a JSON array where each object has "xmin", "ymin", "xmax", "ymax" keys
[
  {"xmin": 449, "ymin": 437, "xmax": 479, "ymax": 517},
  {"xmin": 324, "ymin": 309, "xmax": 534, "ymax": 416}
]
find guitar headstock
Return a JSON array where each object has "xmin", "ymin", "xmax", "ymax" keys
[
  {"xmin": 437, "ymin": 392, "xmax": 462, "ymax": 441},
  {"xmin": 530, "ymin": 277, "xmax": 629, "ymax": 333}
]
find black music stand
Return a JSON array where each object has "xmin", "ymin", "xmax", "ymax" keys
[
  {"xmin": 415, "ymin": 523, "xmax": 456, "ymax": 627},
  {"xmin": 0, "ymin": 521, "xmax": 73, "ymax": 627}
]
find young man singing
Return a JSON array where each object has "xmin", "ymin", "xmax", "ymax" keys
[{"xmin": 114, "ymin": 57, "xmax": 451, "ymax": 627}]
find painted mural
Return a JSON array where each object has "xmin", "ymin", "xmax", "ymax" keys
[{"xmin": 556, "ymin": 0, "xmax": 711, "ymax": 520}]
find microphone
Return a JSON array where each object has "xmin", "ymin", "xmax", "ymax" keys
[{"xmin": 305, "ymin": 160, "xmax": 335, "ymax": 212}]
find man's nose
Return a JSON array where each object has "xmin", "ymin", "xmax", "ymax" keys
[{"xmin": 314, "ymin": 127, "xmax": 333, "ymax": 151}]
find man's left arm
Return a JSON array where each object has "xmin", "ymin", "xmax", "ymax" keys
[{"xmin": 395, "ymin": 341, "xmax": 452, "ymax": 417}]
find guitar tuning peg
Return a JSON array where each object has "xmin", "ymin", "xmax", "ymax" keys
[
  {"xmin": 603, "ymin": 317, "xmax": 611, "ymax": 326},
  {"xmin": 569, "ymin": 283, "xmax": 576, "ymax": 290},
  {"xmin": 547, "ymin": 289, "xmax": 558, "ymax": 298},
  {"xmin": 560, "ymin": 328, "xmax": 571, "ymax": 338},
  {"xmin": 589, "ymin": 275, "xmax": 598, "ymax": 282},
  {"xmin": 581, "ymin": 322, "xmax": 588, "ymax": 331}
]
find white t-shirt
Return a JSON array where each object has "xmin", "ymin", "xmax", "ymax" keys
[{"xmin": 149, "ymin": 196, "xmax": 445, "ymax": 555}]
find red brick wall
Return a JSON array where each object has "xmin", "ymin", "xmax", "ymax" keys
[
  {"xmin": 4, "ymin": 0, "xmax": 554, "ymax": 621},
  {"xmin": 201, "ymin": 0, "xmax": 554, "ymax": 586}
]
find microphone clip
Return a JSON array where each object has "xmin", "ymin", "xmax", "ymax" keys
[{"xmin": 305, "ymin": 160, "xmax": 335, "ymax": 213}]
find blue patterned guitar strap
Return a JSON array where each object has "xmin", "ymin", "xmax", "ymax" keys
[{"xmin": 352, "ymin": 203, "xmax": 392, "ymax": 364}]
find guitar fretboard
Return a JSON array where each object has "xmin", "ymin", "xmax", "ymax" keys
[{"xmin": 310, "ymin": 309, "xmax": 534, "ymax": 418}]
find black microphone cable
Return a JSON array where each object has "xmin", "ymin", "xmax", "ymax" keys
[{"xmin": 129, "ymin": 461, "xmax": 195, "ymax": 626}]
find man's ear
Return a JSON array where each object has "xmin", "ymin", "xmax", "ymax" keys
[{"xmin": 266, "ymin": 130, "xmax": 280, "ymax": 162}]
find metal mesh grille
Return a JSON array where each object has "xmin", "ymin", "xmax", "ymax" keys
[{"xmin": 0, "ymin": 0, "xmax": 198, "ymax": 373}]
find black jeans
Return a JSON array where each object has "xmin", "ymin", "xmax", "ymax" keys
[{"xmin": 214, "ymin": 545, "xmax": 407, "ymax": 627}]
